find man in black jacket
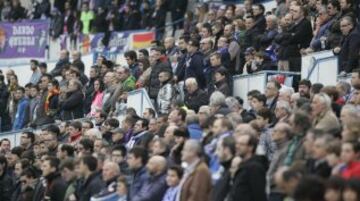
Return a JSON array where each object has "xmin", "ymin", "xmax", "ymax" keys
[
  {"xmin": 77, "ymin": 155, "xmax": 105, "ymax": 201},
  {"xmin": 229, "ymin": 134, "xmax": 267, "ymax": 201},
  {"xmin": 212, "ymin": 136, "xmax": 236, "ymax": 201},
  {"xmin": 41, "ymin": 156, "xmax": 68, "ymax": 201},
  {"xmin": 0, "ymin": 155, "xmax": 13, "ymax": 201},
  {"xmin": 286, "ymin": 5, "xmax": 313, "ymax": 72},
  {"xmin": 185, "ymin": 39, "xmax": 206, "ymax": 89},
  {"xmin": 334, "ymin": 16, "xmax": 360, "ymax": 73},
  {"xmin": 50, "ymin": 50, "xmax": 71, "ymax": 77},
  {"xmin": 71, "ymin": 51, "xmax": 85, "ymax": 73},
  {"xmin": 34, "ymin": 74, "xmax": 55, "ymax": 126},
  {"xmin": 148, "ymin": 47, "xmax": 171, "ymax": 102},
  {"xmin": 184, "ymin": 78, "xmax": 209, "ymax": 113}
]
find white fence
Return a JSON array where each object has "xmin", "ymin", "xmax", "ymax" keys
[
  {"xmin": 233, "ymin": 71, "xmax": 300, "ymax": 108},
  {"xmin": 301, "ymin": 50, "xmax": 338, "ymax": 85}
]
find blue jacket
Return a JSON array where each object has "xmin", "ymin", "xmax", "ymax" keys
[
  {"xmin": 129, "ymin": 166, "xmax": 149, "ymax": 201},
  {"xmin": 187, "ymin": 124, "xmax": 203, "ymax": 140},
  {"xmin": 13, "ymin": 97, "xmax": 29, "ymax": 130},
  {"xmin": 132, "ymin": 172, "xmax": 168, "ymax": 201}
]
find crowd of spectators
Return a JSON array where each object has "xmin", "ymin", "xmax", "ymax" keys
[
  {"xmin": 0, "ymin": 0, "xmax": 360, "ymax": 201},
  {"xmin": 0, "ymin": 0, "xmax": 188, "ymax": 41}
]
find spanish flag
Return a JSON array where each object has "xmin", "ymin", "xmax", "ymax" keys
[{"xmin": 132, "ymin": 32, "xmax": 155, "ymax": 49}]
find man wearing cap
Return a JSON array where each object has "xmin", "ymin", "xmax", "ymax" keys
[{"xmin": 185, "ymin": 39, "xmax": 206, "ymax": 89}]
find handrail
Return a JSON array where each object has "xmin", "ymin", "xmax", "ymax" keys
[
  {"xmin": 233, "ymin": 70, "xmax": 301, "ymax": 79},
  {"xmin": 306, "ymin": 55, "xmax": 338, "ymax": 80}
]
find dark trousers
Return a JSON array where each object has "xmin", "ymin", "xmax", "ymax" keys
[{"xmin": 269, "ymin": 192, "xmax": 286, "ymax": 201}]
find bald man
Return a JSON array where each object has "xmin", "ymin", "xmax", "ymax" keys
[
  {"xmin": 132, "ymin": 156, "xmax": 168, "ymax": 201},
  {"xmin": 91, "ymin": 161, "xmax": 120, "ymax": 199}
]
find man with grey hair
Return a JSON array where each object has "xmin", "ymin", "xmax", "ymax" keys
[
  {"xmin": 311, "ymin": 93, "xmax": 340, "ymax": 132},
  {"xmin": 259, "ymin": 14, "xmax": 278, "ymax": 50},
  {"xmin": 209, "ymin": 91, "xmax": 231, "ymax": 116},
  {"xmin": 91, "ymin": 161, "xmax": 121, "ymax": 199},
  {"xmin": 340, "ymin": 104, "xmax": 360, "ymax": 123},
  {"xmin": 275, "ymin": 100, "xmax": 292, "ymax": 123},
  {"xmin": 198, "ymin": 106, "xmax": 211, "ymax": 128},
  {"xmin": 178, "ymin": 139, "xmax": 212, "ymax": 201},
  {"xmin": 164, "ymin": 36, "xmax": 178, "ymax": 57},
  {"xmin": 184, "ymin": 78, "xmax": 208, "ymax": 112}
]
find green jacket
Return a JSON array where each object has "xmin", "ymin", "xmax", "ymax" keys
[{"xmin": 123, "ymin": 76, "xmax": 136, "ymax": 92}]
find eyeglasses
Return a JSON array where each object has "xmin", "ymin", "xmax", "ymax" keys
[{"xmin": 340, "ymin": 23, "xmax": 351, "ymax": 27}]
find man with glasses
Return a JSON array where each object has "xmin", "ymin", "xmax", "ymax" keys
[{"xmin": 334, "ymin": 16, "xmax": 360, "ymax": 74}]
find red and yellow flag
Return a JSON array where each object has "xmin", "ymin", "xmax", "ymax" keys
[{"xmin": 132, "ymin": 32, "xmax": 155, "ymax": 49}]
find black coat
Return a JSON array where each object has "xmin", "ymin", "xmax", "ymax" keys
[
  {"xmin": 51, "ymin": 58, "xmax": 71, "ymax": 77},
  {"xmin": 60, "ymin": 90, "xmax": 84, "ymax": 120},
  {"xmin": 284, "ymin": 18, "xmax": 313, "ymax": 58},
  {"xmin": 34, "ymin": 90, "xmax": 55, "ymax": 126},
  {"xmin": 78, "ymin": 172, "xmax": 105, "ymax": 201},
  {"xmin": 184, "ymin": 88, "xmax": 208, "ymax": 113},
  {"xmin": 215, "ymin": 79, "xmax": 231, "ymax": 97},
  {"xmin": 228, "ymin": 156, "xmax": 267, "ymax": 201},
  {"xmin": 243, "ymin": 26, "xmax": 263, "ymax": 50},
  {"xmin": 0, "ymin": 171, "xmax": 14, "ymax": 201},
  {"xmin": 44, "ymin": 172, "xmax": 68, "ymax": 201},
  {"xmin": 212, "ymin": 160, "xmax": 232, "ymax": 201},
  {"xmin": 152, "ymin": 5, "xmax": 167, "ymax": 29},
  {"xmin": 338, "ymin": 27, "xmax": 360, "ymax": 73},
  {"xmin": 148, "ymin": 60, "xmax": 171, "ymax": 99},
  {"xmin": 0, "ymin": 84, "xmax": 11, "ymax": 131},
  {"xmin": 72, "ymin": 59, "xmax": 85, "ymax": 73},
  {"xmin": 184, "ymin": 51, "xmax": 206, "ymax": 89},
  {"xmin": 306, "ymin": 159, "xmax": 332, "ymax": 179}
]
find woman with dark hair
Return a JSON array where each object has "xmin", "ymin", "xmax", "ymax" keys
[{"xmin": 89, "ymin": 78, "xmax": 104, "ymax": 117}]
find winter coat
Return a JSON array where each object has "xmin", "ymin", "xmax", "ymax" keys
[
  {"xmin": 184, "ymin": 51, "xmax": 206, "ymax": 89},
  {"xmin": 157, "ymin": 82, "xmax": 173, "ymax": 114},
  {"xmin": 44, "ymin": 172, "xmax": 68, "ymax": 201},
  {"xmin": 60, "ymin": 90, "xmax": 84, "ymax": 120},
  {"xmin": 184, "ymin": 88, "xmax": 208, "ymax": 113}
]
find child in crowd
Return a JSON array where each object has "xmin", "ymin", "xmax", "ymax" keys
[{"xmin": 162, "ymin": 165, "xmax": 183, "ymax": 201}]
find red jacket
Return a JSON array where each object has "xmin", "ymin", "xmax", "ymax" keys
[{"xmin": 341, "ymin": 161, "xmax": 360, "ymax": 179}]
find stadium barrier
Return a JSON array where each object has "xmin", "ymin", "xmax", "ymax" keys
[
  {"xmin": 301, "ymin": 50, "xmax": 338, "ymax": 86},
  {"xmin": 232, "ymin": 71, "xmax": 301, "ymax": 108}
]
